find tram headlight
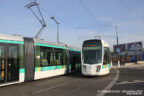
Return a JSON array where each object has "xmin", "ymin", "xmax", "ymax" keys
[{"xmin": 96, "ymin": 65, "xmax": 101, "ymax": 72}]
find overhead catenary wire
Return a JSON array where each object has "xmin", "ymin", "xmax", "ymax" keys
[
  {"xmin": 115, "ymin": 0, "xmax": 142, "ymax": 18},
  {"xmin": 26, "ymin": 0, "xmax": 109, "ymax": 31},
  {"xmin": 24, "ymin": 0, "xmax": 80, "ymax": 39},
  {"xmin": 40, "ymin": 6, "xmax": 76, "ymax": 29},
  {"xmin": 25, "ymin": 1, "xmax": 46, "ymax": 38},
  {"xmin": 40, "ymin": 0, "xmax": 108, "ymax": 30},
  {"xmin": 25, "ymin": 0, "xmax": 36, "ymax": 3},
  {"xmin": 78, "ymin": 0, "xmax": 102, "ymax": 27}
]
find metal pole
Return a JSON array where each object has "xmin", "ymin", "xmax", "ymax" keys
[
  {"xmin": 116, "ymin": 25, "xmax": 120, "ymax": 67},
  {"xmin": 50, "ymin": 17, "xmax": 60, "ymax": 43},
  {"xmin": 116, "ymin": 25, "xmax": 118, "ymax": 46},
  {"xmin": 57, "ymin": 23, "xmax": 59, "ymax": 43}
]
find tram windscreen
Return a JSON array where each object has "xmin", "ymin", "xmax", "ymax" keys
[{"xmin": 82, "ymin": 40, "xmax": 102, "ymax": 64}]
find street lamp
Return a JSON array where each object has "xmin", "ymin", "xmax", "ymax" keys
[{"xmin": 50, "ymin": 17, "xmax": 60, "ymax": 43}]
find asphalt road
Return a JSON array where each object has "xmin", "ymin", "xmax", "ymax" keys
[
  {"xmin": 106, "ymin": 64, "xmax": 144, "ymax": 96},
  {"xmin": 0, "ymin": 64, "xmax": 144, "ymax": 96},
  {"xmin": 0, "ymin": 68, "xmax": 117, "ymax": 96}
]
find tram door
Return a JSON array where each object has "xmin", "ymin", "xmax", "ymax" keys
[
  {"xmin": 0, "ymin": 45, "xmax": 5, "ymax": 83},
  {"xmin": 7, "ymin": 45, "xmax": 19, "ymax": 82},
  {"xmin": 0, "ymin": 44, "xmax": 19, "ymax": 83}
]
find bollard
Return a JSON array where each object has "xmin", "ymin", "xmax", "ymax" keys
[{"xmin": 118, "ymin": 60, "xmax": 120, "ymax": 68}]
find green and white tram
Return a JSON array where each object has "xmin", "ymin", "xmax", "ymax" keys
[
  {"xmin": 81, "ymin": 39, "xmax": 111, "ymax": 76},
  {"xmin": 0, "ymin": 34, "xmax": 81, "ymax": 86}
]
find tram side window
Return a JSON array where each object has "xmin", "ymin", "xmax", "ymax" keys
[
  {"xmin": 75, "ymin": 52, "xmax": 80, "ymax": 65},
  {"xmin": 0, "ymin": 47, "xmax": 4, "ymax": 69},
  {"xmin": 8, "ymin": 46, "xmax": 18, "ymax": 68},
  {"xmin": 0, "ymin": 46, "xmax": 4, "ymax": 81},
  {"xmin": 40, "ymin": 47, "xmax": 54, "ymax": 67},
  {"xmin": 53, "ymin": 49, "xmax": 65, "ymax": 65},
  {"xmin": 73, "ymin": 52, "xmax": 77, "ymax": 64},
  {"xmin": 70, "ymin": 51, "xmax": 74, "ymax": 65},
  {"xmin": 103, "ymin": 47, "xmax": 111, "ymax": 65},
  {"xmin": 78, "ymin": 52, "xmax": 81, "ymax": 64}
]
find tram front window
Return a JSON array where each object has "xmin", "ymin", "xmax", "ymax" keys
[
  {"xmin": 83, "ymin": 48, "xmax": 102, "ymax": 64},
  {"xmin": 82, "ymin": 40, "xmax": 102, "ymax": 64}
]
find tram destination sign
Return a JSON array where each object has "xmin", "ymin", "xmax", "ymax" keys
[
  {"xmin": 83, "ymin": 40, "xmax": 101, "ymax": 47},
  {"xmin": 84, "ymin": 44, "xmax": 97, "ymax": 47}
]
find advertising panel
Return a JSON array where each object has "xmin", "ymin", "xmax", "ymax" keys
[
  {"xmin": 127, "ymin": 42, "xmax": 143, "ymax": 55},
  {"xmin": 113, "ymin": 44, "xmax": 126, "ymax": 55},
  {"xmin": 127, "ymin": 42, "xmax": 142, "ymax": 51}
]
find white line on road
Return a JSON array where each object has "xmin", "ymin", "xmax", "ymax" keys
[
  {"xmin": 34, "ymin": 83, "xmax": 66, "ymax": 94},
  {"xmin": 116, "ymin": 80, "xmax": 144, "ymax": 85},
  {"xmin": 116, "ymin": 81, "xmax": 128, "ymax": 85},
  {"xmin": 133, "ymin": 80, "xmax": 142, "ymax": 82},
  {"xmin": 96, "ymin": 69, "xmax": 119, "ymax": 96}
]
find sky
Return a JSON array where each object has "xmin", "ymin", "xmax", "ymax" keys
[{"xmin": 0, "ymin": 0, "xmax": 144, "ymax": 50}]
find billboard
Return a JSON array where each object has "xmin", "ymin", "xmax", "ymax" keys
[
  {"xmin": 127, "ymin": 42, "xmax": 143, "ymax": 55},
  {"xmin": 113, "ymin": 41, "xmax": 143, "ymax": 56},
  {"xmin": 113, "ymin": 44, "xmax": 126, "ymax": 55},
  {"xmin": 127, "ymin": 42, "xmax": 143, "ymax": 51}
]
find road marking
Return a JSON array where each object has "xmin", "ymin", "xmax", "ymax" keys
[
  {"xmin": 116, "ymin": 81, "xmax": 128, "ymax": 84},
  {"xmin": 34, "ymin": 83, "xmax": 66, "ymax": 94},
  {"xmin": 96, "ymin": 69, "xmax": 119, "ymax": 96},
  {"xmin": 73, "ymin": 81, "xmax": 91, "ymax": 92},
  {"xmin": 133, "ymin": 80, "xmax": 142, "ymax": 82},
  {"xmin": 116, "ymin": 80, "xmax": 144, "ymax": 85}
]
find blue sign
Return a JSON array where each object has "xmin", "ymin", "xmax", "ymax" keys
[{"xmin": 116, "ymin": 48, "xmax": 120, "ymax": 53}]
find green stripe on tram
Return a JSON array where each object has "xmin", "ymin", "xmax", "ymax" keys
[
  {"xmin": 35, "ymin": 65, "xmax": 66, "ymax": 72},
  {"xmin": 69, "ymin": 48, "xmax": 81, "ymax": 52},
  {"xmin": 20, "ymin": 65, "xmax": 66, "ymax": 73},
  {"xmin": 19, "ymin": 68, "xmax": 25, "ymax": 73},
  {"xmin": 35, "ymin": 43, "xmax": 66, "ymax": 49},
  {"xmin": 102, "ymin": 65, "xmax": 105, "ymax": 69},
  {"xmin": 102, "ymin": 64, "xmax": 110, "ymax": 69},
  {"xmin": 69, "ymin": 64, "xmax": 72, "ymax": 69},
  {"xmin": 107, "ymin": 64, "xmax": 110, "ymax": 68},
  {"xmin": 0, "ymin": 40, "xmax": 24, "ymax": 44}
]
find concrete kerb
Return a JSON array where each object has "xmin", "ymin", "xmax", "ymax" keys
[
  {"xmin": 111, "ymin": 63, "xmax": 134, "ymax": 68},
  {"xmin": 125, "ymin": 63, "xmax": 135, "ymax": 66}
]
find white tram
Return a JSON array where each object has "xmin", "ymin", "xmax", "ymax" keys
[
  {"xmin": 81, "ymin": 39, "xmax": 111, "ymax": 76},
  {"xmin": 0, "ymin": 34, "xmax": 81, "ymax": 87}
]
